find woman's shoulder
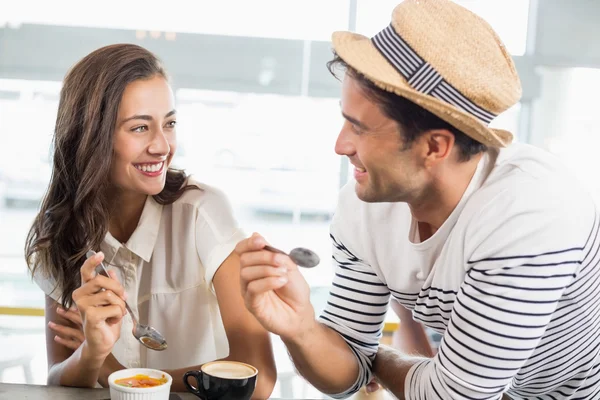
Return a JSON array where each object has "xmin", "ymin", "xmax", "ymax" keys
[
  {"xmin": 31, "ymin": 265, "xmax": 62, "ymax": 302},
  {"xmin": 174, "ymin": 176, "xmax": 244, "ymax": 247},
  {"xmin": 174, "ymin": 176, "xmax": 233, "ymax": 212}
]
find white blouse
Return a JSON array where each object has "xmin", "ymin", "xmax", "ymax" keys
[{"xmin": 34, "ymin": 179, "xmax": 246, "ymax": 370}]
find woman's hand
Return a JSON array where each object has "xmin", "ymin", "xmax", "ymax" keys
[
  {"xmin": 48, "ymin": 304, "xmax": 127, "ymax": 388},
  {"xmin": 71, "ymin": 251, "xmax": 127, "ymax": 361},
  {"xmin": 48, "ymin": 306, "xmax": 85, "ymax": 351}
]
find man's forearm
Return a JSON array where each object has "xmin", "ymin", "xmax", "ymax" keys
[
  {"xmin": 373, "ymin": 344, "xmax": 425, "ymax": 400},
  {"xmin": 391, "ymin": 303, "xmax": 435, "ymax": 357},
  {"xmin": 393, "ymin": 324, "xmax": 434, "ymax": 357},
  {"xmin": 48, "ymin": 343, "xmax": 105, "ymax": 388},
  {"xmin": 282, "ymin": 321, "xmax": 360, "ymax": 395}
]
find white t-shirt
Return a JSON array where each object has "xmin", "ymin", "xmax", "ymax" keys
[
  {"xmin": 34, "ymin": 179, "xmax": 246, "ymax": 370},
  {"xmin": 319, "ymin": 143, "xmax": 600, "ymax": 400}
]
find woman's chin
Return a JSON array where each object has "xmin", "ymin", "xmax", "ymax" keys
[
  {"xmin": 146, "ymin": 185, "xmax": 166, "ymax": 196},
  {"xmin": 133, "ymin": 182, "xmax": 166, "ymax": 197}
]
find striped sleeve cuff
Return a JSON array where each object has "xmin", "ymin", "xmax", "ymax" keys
[
  {"xmin": 318, "ymin": 317, "xmax": 375, "ymax": 399},
  {"xmin": 405, "ymin": 359, "xmax": 429, "ymax": 400}
]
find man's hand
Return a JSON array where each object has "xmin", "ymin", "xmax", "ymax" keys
[
  {"xmin": 236, "ymin": 233, "xmax": 316, "ymax": 340},
  {"xmin": 366, "ymin": 380, "xmax": 382, "ymax": 394}
]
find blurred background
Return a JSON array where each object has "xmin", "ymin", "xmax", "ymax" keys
[{"xmin": 0, "ymin": 0, "xmax": 598, "ymax": 398}]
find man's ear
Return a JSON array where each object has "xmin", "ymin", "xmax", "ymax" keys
[{"xmin": 421, "ymin": 129, "xmax": 455, "ymax": 167}]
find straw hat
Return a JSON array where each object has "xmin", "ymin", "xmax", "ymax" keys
[{"xmin": 332, "ymin": 0, "xmax": 522, "ymax": 147}]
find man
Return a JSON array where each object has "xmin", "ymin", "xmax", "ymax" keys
[{"xmin": 236, "ymin": 1, "xmax": 600, "ymax": 399}]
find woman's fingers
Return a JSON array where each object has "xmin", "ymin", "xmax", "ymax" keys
[
  {"xmin": 53, "ymin": 334, "xmax": 82, "ymax": 351},
  {"xmin": 80, "ymin": 252, "xmax": 105, "ymax": 284},
  {"xmin": 76, "ymin": 291, "xmax": 127, "ymax": 316},
  {"xmin": 56, "ymin": 306, "xmax": 83, "ymax": 326},
  {"xmin": 77, "ymin": 252, "xmax": 127, "ymax": 299},
  {"xmin": 73, "ymin": 274, "xmax": 127, "ymax": 304},
  {"xmin": 48, "ymin": 321, "xmax": 84, "ymax": 350},
  {"xmin": 85, "ymin": 305, "xmax": 126, "ymax": 326},
  {"xmin": 107, "ymin": 270, "xmax": 119, "ymax": 281}
]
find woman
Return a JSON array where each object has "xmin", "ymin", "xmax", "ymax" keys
[{"xmin": 25, "ymin": 44, "xmax": 276, "ymax": 397}]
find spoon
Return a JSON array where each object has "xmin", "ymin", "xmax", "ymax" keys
[
  {"xmin": 263, "ymin": 245, "xmax": 320, "ymax": 268},
  {"xmin": 86, "ymin": 250, "xmax": 168, "ymax": 351}
]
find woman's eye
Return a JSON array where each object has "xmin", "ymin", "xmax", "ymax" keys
[
  {"xmin": 166, "ymin": 120, "xmax": 177, "ymax": 128},
  {"xmin": 132, "ymin": 125, "xmax": 148, "ymax": 133}
]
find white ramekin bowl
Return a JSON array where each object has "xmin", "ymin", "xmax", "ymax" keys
[{"xmin": 108, "ymin": 368, "xmax": 173, "ymax": 400}]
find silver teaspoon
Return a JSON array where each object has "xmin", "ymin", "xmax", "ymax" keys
[
  {"xmin": 263, "ymin": 245, "xmax": 320, "ymax": 268},
  {"xmin": 86, "ymin": 250, "xmax": 168, "ymax": 351}
]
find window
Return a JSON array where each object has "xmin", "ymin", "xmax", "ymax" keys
[
  {"xmin": 5, "ymin": 3, "xmax": 596, "ymax": 399},
  {"xmin": 3, "ymin": 0, "xmax": 350, "ymax": 41},
  {"xmin": 174, "ymin": 89, "xmax": 343, "ymax": 287},
  {"xmin": 532, "ymin": 67, "xmax": 600, "ymax": 201}
]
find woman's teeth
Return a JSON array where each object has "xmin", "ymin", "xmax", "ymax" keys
[
  {"xmin": 355, "ymin": 167, "xmax": 366, "ymax": 173},
  {"xmin": 135, "ymin": 162, "xmax": 163, "ymax": 173}
]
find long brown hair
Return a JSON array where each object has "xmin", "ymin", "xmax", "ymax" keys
[{"xmin": 25, "ymin": 44, "xmax": 195, "ymax": 309}]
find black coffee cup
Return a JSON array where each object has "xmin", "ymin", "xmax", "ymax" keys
[{"xmin": 183, "ymin": 361, "xmax": 258, "ymax": 400}]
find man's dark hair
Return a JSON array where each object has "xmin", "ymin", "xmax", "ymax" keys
[{"xmin": 327, "ymin": 54, "xmax": 487, "ymax": 162}]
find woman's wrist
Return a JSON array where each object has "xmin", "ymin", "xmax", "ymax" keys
[
  {"xmin": 98, "ymin": 353, "xmax": 125, "ymax": 387},
  {"xmin": 80, "ymin": 341, "xmax": 109, "ymax": 370}
]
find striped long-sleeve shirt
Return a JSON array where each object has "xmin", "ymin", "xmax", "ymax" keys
[{"xmin": 318, "ymin": 144, "xmax": 600, "ymax": 399}]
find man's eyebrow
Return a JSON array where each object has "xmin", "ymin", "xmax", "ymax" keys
[{"xmin": 341, "ymin": 112, "xmax": 369, "ymax": 130}]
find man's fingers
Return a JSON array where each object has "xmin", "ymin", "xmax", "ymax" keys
[
  {"xmin": 240, "ymin": 250, "xmax": 275, "ymax": 268},
  {"xmin": 235, "ymin": 233, "xmax": 267, "ymax": 256},
  {"xmin": 245, "ymin": 276, "xmax": 288, "ymax": 298},
  {"xmin": 366, "ymin": 381, "xmax": 382, "ymax": 393},
  {"xmin": 240, "ymin": 249, "xmax": 298, "ymax": 275},
  {"xmin": 240, "ymin": 265, "xmax": 287, "ymax": 291}
]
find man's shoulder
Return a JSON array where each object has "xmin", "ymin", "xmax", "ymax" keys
[
  {"xmin": 459, "ymin": 145, "xmax": 597, "ymax": 252},
  {"xmin": 475, "ymin": 143, "xmax": 593, "ymax": 211},
  {"xmin": 489, "ymin": 143, "xmax": 578, "ymax": 186}
]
